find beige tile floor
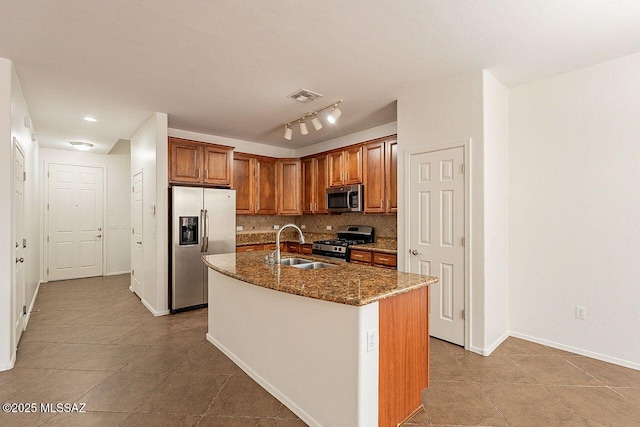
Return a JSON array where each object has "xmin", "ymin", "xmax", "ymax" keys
[{"xmin": 1, "ymin": 274, "xmax": 639, "ymax": 426}]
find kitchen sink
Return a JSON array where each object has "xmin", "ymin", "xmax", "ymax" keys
[
  {"xmin": 280, "ymin": 258, "xmax": 313, "ymax": 265},
  {"xmin": 291, "ymin": 262, "xmax": 336, "ymax": 270}
]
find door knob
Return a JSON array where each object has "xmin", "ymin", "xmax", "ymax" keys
[
  {"xmin": 410, "ymin": 249, "xmax": 419, "ymax": 255},
  {"xmin": 15, "ymin": 257, "xmax": 24, "ymax": 263},
  {"xmin": 98, "ymin": 227, "xmax": 102, "ymax": 231},
  {"xmin": 96, "ymin": 234, "xmax": 102, "ymax": 238},
  {"xmin": 136, "ymin": 241, "xmax": 142, "ymax": 245}
]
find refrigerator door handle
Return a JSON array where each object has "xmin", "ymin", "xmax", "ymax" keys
[
  {"xmin": 204, "ymin": 209, "xmax": 209, "ymax": 252},
  {"xmin": 200, "ymin": 209, "xmax": 206, "ymax": 252}
]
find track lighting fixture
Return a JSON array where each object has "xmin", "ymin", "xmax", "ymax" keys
[
  {"xmin": 282, "ymin": 100, "xmax": 342, "ymax": 140},
  {"xmin": 311, "ymin": 114, "xmax": 323, "ymax": 131},
  {"xmin": 284, "ymin": 124, "xmax": 293, "ymax": 140},
  {"xmin": 327, "ymin": 106, "xmax": 342, "ymax": 124}
]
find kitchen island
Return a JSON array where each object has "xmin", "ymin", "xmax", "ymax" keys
[{"xmin": 203, "ymin": 251, "xmax": 438, "ymax": 427}]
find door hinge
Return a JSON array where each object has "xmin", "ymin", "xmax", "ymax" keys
[
  {"xmin": 132, "ymin": 186, "xmax": 134, "ymax": 193},
  {"xmin": 461, "ymin": 236, "xmax": 465, "ymax": 246},
  {"xmin": 46, "ymin": 268, "xmax": 49, "ymax": 274},
  {"xmin": 461, "ymin": 309, "xmax": 465, "ymax": 320},
  {"xmin": 47, "ymin": 171, "xmax": 50, "ymax": 178},
  {"xmin": 47, "ymin": 236, "xmax": 49, "ymax": 243},
  {"xmin": 23, "ymin": 305, "xmax": 27, "ymax": 315},
  {"xmin": 23, "ymin": 171, "xmax": 26, "ymax": 181},
  {"xmin": 132, "ymin": 269, "xmax": 135, "ymax": 276},
  {"xmin": 461, "ymin": 163, "xmax": 465, "ymax": 174},
  {"xmin": 47, "ymin": 203, "xmax": 49, "ymax": 210},
  {"xmin": 132, "ymin": 228, "xmax": 134, "ymax": 235}
]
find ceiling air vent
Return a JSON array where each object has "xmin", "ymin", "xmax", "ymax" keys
[{"xmin": 287, "ymin": 88, "xmax": 323, "ymax": 103}]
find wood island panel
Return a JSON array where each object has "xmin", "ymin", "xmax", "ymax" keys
[{"xmin": 378, "ymin": 286, "xmax": 429, "ymax": 427}]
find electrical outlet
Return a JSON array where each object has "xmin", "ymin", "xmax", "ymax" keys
[
  {"xmin": 273, "ymin": 225, "xmax": 279, "ymax": 230},
  {"xmin": 300, "ymin": 224, "xmax": 306, "ymax": 229},
  {"xmin": 366, "ymin": 329, "xmax": 377, "ymax": 353},
  {"xmin": 576, "ymin": 306, "xmax": 587, "ymax": 320},
  {"xmin": 326, "ymin": 225, "xmax": 332, "ymax": 231},
  {"xmin": 236, "ymin": 226, "xmax": 243, "ymax": 231}
]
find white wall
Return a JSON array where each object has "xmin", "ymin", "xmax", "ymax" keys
[
  {"xmin": 397, "ymin": 71, "xmax": 487, "ymax": 352},
  {"xmin": 131, "ymin": 113, "xmax": 169, "ymax": 316},
  {"xmin": 509, "ymin": 53, "xmax": 640, "ymax": 368},
  {"xmin": 482, "ymin": 71, "xmax": 510, "ymax": 352},
  {"xmin": 0, "ymin": 59, "xmax": 41, "ymax": 371},
  {"xmin": 168, "ymin": 128, "xmax": 296, "ymax": 158},
  {"xmin": 40, "ymin": 148, "xmax": 131, "ymax": 277},
  {"xmin": 294, "ymin": 122, "xmax": 398, "ymax": 158},
  {"xmin": 0, "ymin": 58, "xmax": 14, "ymax": 370}
]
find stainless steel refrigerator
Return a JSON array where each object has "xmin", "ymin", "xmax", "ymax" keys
[{"xmin": 170, "ymin": 186, "xmax": 236, "ymax": 313}]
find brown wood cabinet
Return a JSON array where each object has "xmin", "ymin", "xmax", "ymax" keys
[
  {"xmin": 301, "ymin": 154, "xmax": 329, "ymax": 214},
  {"xmin": 349, "ymin": 249, "xmax": 397, "ymax": 270},
  {"xmin": 277, "ymin": 159, "xmax": 301, "ymax": 215},
  {"xmin": 233, "ymin": 153, "xmax": 277, "ymax": 215},
  {"xmin": 236, "ymin": 244, "xmax": 264, "ymax": 253},
  {"xmin": 363, "ymin": 136, "xmax": 397, "ymax": 213},
  {"xmin": 299, "ymin": 243, "xmax": 313, "ymax": 255},
  {"xmin": 169, "ymin": 137, "xmax": 233, "ymax": 187},
  {"xmin": 328, "ymin": 146, "xmax": 363, "ymax": 187}
]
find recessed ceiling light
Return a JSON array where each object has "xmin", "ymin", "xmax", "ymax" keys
[
  {"xmin": 83, "ymin": 116, "xmax": 97, "ymax": 122},
  {"xmin": 70, "ymin": 141, "xmax": 94, "ymax": 151}
]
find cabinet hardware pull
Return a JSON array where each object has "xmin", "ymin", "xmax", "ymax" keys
[
  {"xmin": 205, "ymin": 170, "xmax": 209, "ymax": 179},
  {"xmin": 379, "ymin": 257, "xmax": 389, "ymax": 261},
  {"xmin": 387, "ymin": 199, "xmax": 390, "ymax": 211},
  {"xmin": 197, "ymin": 168, "xmax": 200, "ymax": 178},
  {"xmin": 380, "ymin": 199, "xmax": 383, "ymax": 209}
]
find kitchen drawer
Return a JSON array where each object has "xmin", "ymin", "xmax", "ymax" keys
[
  {"xmin": 373, "ymin": 253, "xmax": 397, "ymax": 268},
  {"xmin": 349, "ymin": 250, "xmax": 372, "ymax": 263},
  {"xmin": 349, "ymin": 260, "xmax": 371, "ymax": 266},
  {"xmin": 236, "ymin": 244, "xmax": 263, "ymax": 253},
  {"xmin": 263, "ymin": 243, "xmax": 277, "ymax": 251},
  {"xmin": 285, "ymin": 242, "xmax": 300, "ymax": 253},
  {"xmin": 299, "ymin": 244, "xmax": 313, "ymax": 255}
]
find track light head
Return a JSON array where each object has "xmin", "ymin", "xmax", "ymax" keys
[
  {"xmin": 327, "ymin": 106, "xmax": 342, "ymax": 124},
  {"xmin": 311, "ymin": 115, "xmax": 323, "ymax": 131},
  {"xmin": 299, "ymin": 121, "xmax": 308, "ymax": 135},
  {"xmin": 284, "ymin": 124, "xmax": 292, "ymax": 140}
]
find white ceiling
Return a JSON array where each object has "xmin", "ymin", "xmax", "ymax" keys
[{"xmin": 2, "ymin": 1, "xmax": 640, "ymax": 153}]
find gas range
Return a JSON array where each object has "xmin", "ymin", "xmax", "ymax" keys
[{"xmin": 312, "ymin": 226, "xmax": 374, "ymax": 261}]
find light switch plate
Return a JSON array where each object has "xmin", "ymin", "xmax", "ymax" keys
[
  {"xmin": 236, "ymin": 226, "xmax": 243, "ymax": 231},
  {"xmin": 366, "ymin": 329, "xmax": 377, "ymax": 353},
  {"xmin": 273, "ymin": 225, "xmax": 279, "ymax": 229},
  {"xmin": 326, "ymin": 225, "xmax": 332, "ymax": 230}
]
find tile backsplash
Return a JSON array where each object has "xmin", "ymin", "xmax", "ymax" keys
[{"xmin": 236, "ymin": 213, "xmax": 397, "ymax": 239}]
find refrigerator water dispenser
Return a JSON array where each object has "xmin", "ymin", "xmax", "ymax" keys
[{"xmin": 179, "ymin": 216, "xmax": 198, "ymax": 245}]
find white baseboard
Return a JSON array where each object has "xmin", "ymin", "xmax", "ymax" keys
[
  {"xmin": 206, "ymin": 333, "xmax": 321, "ymax": 427},
  {"xmin": 510, "ymin": 331, "xmax": 640, "ymax": 371},
  {"xmin": 105, "ymin": 270, "xmax": 131, "ymax": 276},
  {"xmin": 128, "ymin": 286, "xmax": 134, "ymax": 292},
  {"xmin": 0, "ymin": 353, "xmax": 16, "ymax": 372},
  {"xmin": 24, "ymin": 281, "xmax": 41, "ymax": 328},
  {"xmin": 483, "ymin": 330, "xmax": 511, "ymax": 356},
  {"xmin": 469, "ymin": 346, "xmax": 484, "ymax": 355},
  {"xmin": 141, "ymin": 297, "xmax": 169, "ymax": 317}
]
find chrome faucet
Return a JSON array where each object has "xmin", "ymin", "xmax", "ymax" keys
[{"xmin": 275, "ymin": 223, "xmax": 305, "ymax": 264}]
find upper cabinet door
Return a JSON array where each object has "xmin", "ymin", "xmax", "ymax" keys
[
  {"xmin": 328, "ymin": 151, "xmax": 344, "ymax": 187},
  {"xmin": 170, "ymin": 139, "xmax": 202, "ymax": 183},
  {"xmin": 385, "ymin": 138, "xmax": 398, "ymax": 213},
  {"xmin": 255, "ymin": 157, "xmax": 277, "ymax": 215},
  {"xmin": 315, "ymin": 155, "xmax": 329, "ymax": 214},
  {"xmin": 203, "ymin": 145, "xmax": 233, "ymax": 187},
  {"xmin": 344, "ymin": 145, "xmax": 363, "ymax": 185},
  {"xmin": 277, "ymin": 159, "xmax": 301, "ymax": 215},
  {"xmin": 301, "ymin": 158, "xmax": 316, "ymax": 214},
  {"xmin": 363, "ymin": 141, "xmax": 386, "ymax": 213},
  {"xmin": 233, "ymin": 154, "xmax": 254, "ymax": 214}
]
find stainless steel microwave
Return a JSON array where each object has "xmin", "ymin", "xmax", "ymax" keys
[{"xmin": 327, "ymin": 184, "xmax": 363, "ymax": 212}]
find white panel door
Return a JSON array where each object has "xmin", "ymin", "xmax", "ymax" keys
[
  {"xmin": 14, "ymin": 143, "xmax": 26, "ymax": 343},
  {"xmin": 48, "ymin": 164, "xmax": 104, "ymax": 281},
  {"xmin": 131, "ymin": 170, "xmax": 143, "ymax": 296},
  {"xmin": 409, "ymin": 147, "xmax": 465, "ymax": 345}
]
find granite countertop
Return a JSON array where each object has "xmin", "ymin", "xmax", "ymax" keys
[
  {"xmin": 351, "ymin": 239, "xmax": 398, "ymax": 255},
  {"xmin": 203, "ymin": 250, "xmax": 437, "ymax": 306}
]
